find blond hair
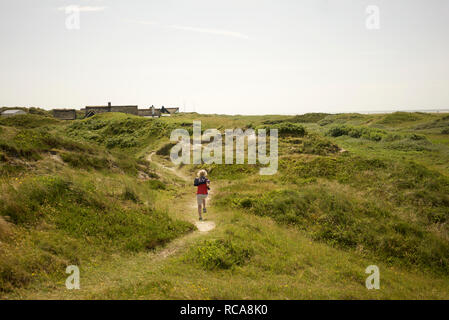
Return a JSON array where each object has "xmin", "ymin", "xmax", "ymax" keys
[{"xmin": 197, "ymin": 169, "xmax": 207, "ymax": 177}]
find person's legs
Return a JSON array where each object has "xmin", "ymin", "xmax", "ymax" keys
[
  {"xmin": 202, "ymin": 198, "xmax": 206, "ymax": 212},
  {"xmin": 197, "ymin": 195, "xmax": 203, "ymax": 220}
]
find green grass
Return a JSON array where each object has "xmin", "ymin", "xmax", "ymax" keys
[
  {"xmin": 0, "ymin": 114, "xmax": 59, "ymax": 129},
  {"xmin": 1, "ymin": 110, "xmax": 449, "ymax": 299},
  {"xmin": 187, "ymin": 238, "xmax": 253, "ymax": 270},
  {"xmin": 377, "ymin": 112, "xmax": 426, "ymax": 125},
  {"xmin": 217, "ymin": 183, "xmax": 448, "ymax": 274},
  {"xmin": 257, "ymin": 122, "xmax": 307, "ymax": 137},
  {"xmin": 0, "ymin": 113, "xmax": 195, "ymax": 293}
]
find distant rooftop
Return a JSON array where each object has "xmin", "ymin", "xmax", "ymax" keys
[{"xmin": 2, "ymin": 109, "xmax": 25, "ymax": 114}]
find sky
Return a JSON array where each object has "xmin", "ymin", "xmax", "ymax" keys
[{"xmin": 0, "ymin": 0, "xmax": 448, "ymax": 115}]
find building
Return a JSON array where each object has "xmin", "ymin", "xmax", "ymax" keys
[
  {"xmin": 138, "ymin": 106, "xmax": 161, "ymax": 118},
  {"xmin": 53, "ymin": 109, "xmax": 76, "ymax": 120},
  {"xmin": 85, "ymin": 102, "xmax": 138, "ymax": 117},
  {"xmin": 1, "ymin": 109, "xmax": 26, "ymax": 117},
  {"xmin": 160, "ymin": 106, "xmax": 179, "ymax": 116}
]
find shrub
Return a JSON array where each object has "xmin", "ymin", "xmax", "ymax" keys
[
  {"xmin": 0, "ymin": 114, "xmax": 59, "ymax": 129},
  {"xmin": 156, "ymin": 142, "xmax": 176, "ymax": 156},
  {"xmin": 105, "ymin": 136, "xmax": 138, "ymax": 149},
  {"xmin": 54, "ymin": 206, "xmax": 194, "ymax": 252},
  {"xmin": 121, "ymin": 186, "xmax": 140, "ymax": 203},
  {"xmin": 60, "ymin": 152, "xmax": 110, "ymax": 170},
  {"xmin": 67, "ymin": 114, "xmax": 175, "ymax": 150},
  {"xmin": 415, "ymin": 115, "xmax": 449, "ymax": 130},
  {"xmin": 386, "ymin": 139, "xmax": 433, "ymax": 152},
  {"xmin": 318, "ymin": 118, "xmax": 334, "ymax": 126},
  {"xmin": 0, "ymin": 127, "xmax": 95, "ymax": 162},
  {"xmin": 284, "ymin": 135, "xmax": 340, "ymax": 155},
  {"xmin": 318, "ymin": 113, "xmax": 366, "ymax": 126},
  {"xmin": 258, "ymin": 122, "xmax": 306, "ymax": 137},
  {"xmin": 223, "ymin": 186, "xmax": 449, "ymax": 274},
  {"xmin": 0, "ymin": 246, "xmax": 67, "ymax": 293},
  {"xmin": 194, "ymin": 163, "xmax": 258, "ymax": 180},
  {"xmin": 190, "ymin": 239, "xmax": 252, "ymax": 270},
  {"xmin": 0, "ymin": 140, "xmax": 40, "ymax": 160},
  {"xmin": 280, "ymin": 155, "xmax": 449, "ymax": 213},
  {"xmin": 378, "ymin": 112, "xmax": 422, "ymax": 125},
  {"xmin": 147, "ymin": 179, "xmax": 166, "ymax": 190},
  {"xmin": 326, "ymin": 125, "xmax": 388, "ymax": 141},
  {"xmin": 0, "ymin": 175, "xmax": 96, "ymax": 225},
  {"xmin": 0, "ymin": 216, "xmax": 12, "ymax": 240},
  {"xmin": 290, "ymin": 113, "xmax": 329, "ymax": 123}
]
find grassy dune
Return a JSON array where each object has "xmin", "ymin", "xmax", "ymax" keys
[{"xmin": 1, "ymin": 110, "xmax": 449, "ymax": 299}]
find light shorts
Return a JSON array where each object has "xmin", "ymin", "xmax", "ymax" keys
[{"xmin": 196, "ymin": 194, "xmax": 208, "ymax": 205}]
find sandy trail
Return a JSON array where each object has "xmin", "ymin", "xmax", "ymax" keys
[
  {"xmin": 146, "ymin": 152, "xmax": 217, "ymax": 261},
  {"xmin": 147, "ymin": 151, "xmax": 216, "ymax": 236},
  {"xmin": 12, "ymin": 152, "xmax": 218, "ymax": 299}
]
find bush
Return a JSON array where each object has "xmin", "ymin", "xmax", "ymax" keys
[
  {"xmin": 326, "ymin": 125, "xmax": 389, "ymax": 141},
  {"xmin": 156, "ymin": 143, "xmax": 176, "ymax": 157},
  {"xmin": 60, "ymin": 152, "xmax": 110, "ymax": 170},
  {"xmin": 378, "ymin": 112, "xmax": 422, "ymax": 125},
  {"xmin": 194, "ymin": 163, "xmax": 258, "ymax": 180},
  {"xmin": 0, "ymin": 245, "xmax": 68, "ymax": 293},
  {"xmin": 223, "ymin": 186, "xmax": 449, "ymax": 274},
  {"xmin": 189, "ymin": 239, "xmax": 252, "ymax": 270},
  {"xmin": 280, "ymin": 155, "xmax": 449, "ymax": 213},
  {"xmin": 318, "ymin": 113, "xmax": 366, "ymax": 126},
  {"xmin": 54, "ymin": 206, "xmax": 194, "ymax": 252},
  {"xmin": 0, "ymin": 175, "xmax": 97, "ymax": 225},
  {"xmin": 386, "ymin": 139, "xmax": 433, "ymax": 152},
  {"xmin": 0, "ymin": 127, "xmax": 96, "ymax": 163},
  {"xmin": 67, "ymin": 114, "xmax": 176, "ymax": 150},
  {"xmin": 0, "ymin": 114, "xmax": 59, "ymax": 129},
  {"xmin": 121, "ymin": 186, "xmax": 140, "ymax": 203},
  {"xmin": 284, "ymin": 135, "xmax": 340, "ymax": 155},
  {"xmin": 106, "ymin": 136, "xmax": 138, "ymax": 149},
  {"xmin": 290, "ymin": 113, "xmax": 329, "ymax": 123},
  {"xmin": 147, "ymin": 179, "xmax": 166, "ymax": 190},
  {"xmin": 415, "ymin": 115, "xmax": 449, "ymax": 130},
  {"xmin": 0, "ymin": 206, "xmax": 194, "ymax": 292},
  {"xmin": 258, "ymin": 122, "xmax": 306, "ymax": 137},
  {"xmin": 0, "ymin": 216, "xmax": 12, "ymax": 240}
]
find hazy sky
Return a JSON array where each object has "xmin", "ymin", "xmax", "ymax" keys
[{"xmin": 1, "ymin": 0, "xmax": 448, "ymax": 114}]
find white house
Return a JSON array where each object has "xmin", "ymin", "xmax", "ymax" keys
[{"xmin": 1, "ymin": 109, "xmax": 26, "ymax": 117}]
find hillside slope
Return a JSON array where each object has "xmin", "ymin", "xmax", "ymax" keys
[{"xmin": 1, "ymin": 111, "xmax": 449, "ymax": 299}]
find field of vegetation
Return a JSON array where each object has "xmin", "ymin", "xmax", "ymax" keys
[{"xmin": 0, "ymin": 108, "xmax": 448, "ymax": 299}]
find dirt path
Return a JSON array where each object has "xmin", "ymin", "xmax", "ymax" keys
[
  {"xmin": 147, "ymin": 151, "xmax": 190, "ymax": 180},
  {"xmin": 147, "ymin": 152, "xmax": 216, "ymax": 234},
  {"xmin": 13, "ymin": 152, "xmax": 217, "ymax": 299}
]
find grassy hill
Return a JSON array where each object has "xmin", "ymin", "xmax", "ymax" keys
[{"xmin": 1, "ymin": 110, "xmax": 448, "ymax": 299}]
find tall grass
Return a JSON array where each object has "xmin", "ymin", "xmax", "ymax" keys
[
  {"xmin": 0, "ymin": 174, "xmax": 194, "ymax": 292},
  {"xmin": 217, "ymin": 184, "xmax": 449, "ymax": 274}
]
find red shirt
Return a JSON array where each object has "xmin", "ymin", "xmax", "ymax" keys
[{"xmin": 197, "ymin": 179, "xmax": 209, "ymax": 194}]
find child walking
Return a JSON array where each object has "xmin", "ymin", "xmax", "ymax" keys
[{"xmin": 194, "ymin": 170, "xmax": 210, "ymax": 221}]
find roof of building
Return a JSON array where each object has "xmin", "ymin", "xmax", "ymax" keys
[
  {"xmin": 86, "ymin": 105, "xmax": 137, "ymax": 108},
  {"xmin": 2, "ymin": 109, "xmax": 26, "ymax": 114},
  {"xmin": 160, "ymin": 106, "xmax": 179, "ymax": 114}
]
